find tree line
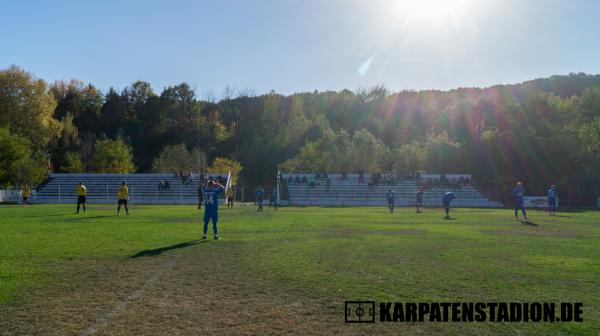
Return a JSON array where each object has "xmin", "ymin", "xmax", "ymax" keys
[{"xmin": 1, "ymin": 65, "xmax": 599, "ymax": 204}]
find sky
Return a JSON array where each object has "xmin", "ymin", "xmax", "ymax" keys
[{"xmin": 2, "ymin": 0, "xmax": 600, "ymax": 97}]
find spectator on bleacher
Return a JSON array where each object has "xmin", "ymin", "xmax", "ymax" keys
[
  {"xmin": 158, "ymin": 180, "xmax": 164, "ymax": 190},
  {"xmin": 453, "ymin": 181, "xmax": 462, "ymax": 191},
  {"xmin": 288, "ymin": 175, "xmax": 293, "ymax": 184},
  {"xmin": 358, "ymin": 171, "xmax": 364, "ymax": 183},
  {"xmin": 302, "ymin": 175, "xmax": 308, "ymax": 184},
  {"xmin": 315, "ymin": 173, "xmax": 321, "ymax": 179},
  {"xmin": 323, "ymin": 172, "xmax": 328, "ymax": 179},
  {"xmin": 295, "ymin": 175, "xmax": 301, "ymax": 184},
  {"xmin": 164, "ymin": 180, "xmax": 170, "ymax": 190}
]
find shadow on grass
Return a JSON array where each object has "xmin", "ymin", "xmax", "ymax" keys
[
  {"xmin": 443, "ymin": 217, "xmax": 457, "ymax": 220},
  {"xmin": 131, "ymin": 240, "xmax": 202, "ymax": 258},
  {"xmin": 26, "ymin": 213, "xmax": 72, "ymax": 218},
  {"xmin": 554, "ymin": 215, "xmax": 572, "ymax": 218},
  {"xmin": 71, "ymin": 215, "xmax": 116, "ymax": 220},
  {"xmin": 520, "ymin": 220, "xmax": 538, "ymax": 226}
]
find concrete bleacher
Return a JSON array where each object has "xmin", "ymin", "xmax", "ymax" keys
[
  {"xmin": 33, "ymin": 173, "xmax": 227, "ymax": 204},
  {"xmin": 282, "ymin": 173, "xmax": 503, "ymax": 207}
]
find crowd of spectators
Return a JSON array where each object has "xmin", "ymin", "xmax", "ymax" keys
[
  {"xmin": 159, "ymin": 173, "xmax": 228, "ymax": 190},
  {"xmin": 286, "ymin": 173, "xmax": 330, "ymax": 188},
  {"xmin": 418, "ymin": 174, "xmax": 470, "ymax": 190},
  {"xmin": 175, "ymin": 171, "xmax": 194, "ymax": 185}
]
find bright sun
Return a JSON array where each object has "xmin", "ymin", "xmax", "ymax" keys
[{"xmin": 393, "ymin": 0, "xmax": 472, "ymax": 28}]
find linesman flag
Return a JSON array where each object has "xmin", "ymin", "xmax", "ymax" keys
[{"xmin": 225, "ymin": 171, "xmax": 232, "ymax": 192}]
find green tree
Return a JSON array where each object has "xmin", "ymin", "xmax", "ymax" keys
[
  {"xmin": 422, "ymin": 132, "xmax": 461, "ymax": 172},
  {"xmin": 349, "ymin": 129, "xmax": 388, "ymax": 172},
  {"xmin": 0, "ymin": 127, "xmax": 47, "ymax": 185},
  {"xmin": 393, "ymin": 142, "xmax": 424, "ymax": 173},
  {"xmin": 152, "ymin": 144, "xmax": 206, "ymax": 173},
  {"xmin": 91, "ymin": 138, "xmax": 135, "ymax": 173},
  {"xmin": 63, "ymin": 152, "xmax": 84, "ymax": 173},
  {"xmin": 0, "ymin": 65, "xmax": 61, "ymax": 149},
  {"xmin": 207, "ymin": 157, "xmax": 243, "ymax": 185}
]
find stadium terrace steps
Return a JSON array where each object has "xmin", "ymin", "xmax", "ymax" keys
[
  {"xmin": 282, "ymin": 173, "xmax": 503, "ymax": 207},
  {"xmin": 32, "ymin": 173, "xmax": 227, "ymax": 205}
]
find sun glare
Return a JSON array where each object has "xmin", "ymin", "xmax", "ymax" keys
[{"xmin": 393, "ymin": 0, "xmax": 472, "ymax": 28}]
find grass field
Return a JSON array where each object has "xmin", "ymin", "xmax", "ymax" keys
[{"xmin": 0, "ymin": 204, "xmax": 599, "ymax": 335}]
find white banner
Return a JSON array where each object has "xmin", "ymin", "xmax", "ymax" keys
[{"xmin": 523, "ymin": 196, "xmax": 558, "ymax": 208}]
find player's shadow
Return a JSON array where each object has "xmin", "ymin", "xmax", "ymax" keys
[
  {"xmin": 26, "ymin": 213, "xmax": 71, "ymax": 217},
  {"xmin": 131, "ymin": 240, "xmax": 201, "ymax": 258},
  {"xmin": 71, "ymin": 215, "xmax": 116, "ymax": 220},
  {"xmin": 443, "ymin": 217, "xmax": 457, "ymax": 220},
  {"xmin": 520, "ymin": 220, "xmax": 538, "ymax": 227},
  {"xmin": 554, "ymin": 215, "xmax": 572, "ymax": 218}
]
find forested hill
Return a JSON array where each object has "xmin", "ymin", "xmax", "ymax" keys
[{"xmin": 1, "ymin": 66, "xmax": 599, "ymax": 202}]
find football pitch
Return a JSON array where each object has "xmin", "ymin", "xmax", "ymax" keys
[{"xmin": 0, "ymin": 205, "xmax": 598, "ymax": 335}]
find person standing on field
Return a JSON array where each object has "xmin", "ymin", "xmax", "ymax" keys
[
  {"xmin": 442, "ymin": 191, "xmax": 456, "ymax": 219},
  {"xmin": 386, "ymin": 189, "xmax": 395, "ymax": 213},
  {"xmin": 226, "ymin": 187, "xmax": 234, "ymax": 208},
  {"xmin": 22, "ymin": 184, "xmax": 31, "ymax": 207},
  {"xmin": 117, "ymin": 181, "xmax": 129, "ymax": 215},
  {"xmin": 269, "ymin": 189, "xmax": 277, "ymax": 210},
  {"xmin": 416, "ymin": 186, "xmax": 424, "ymax": 213},
  {"xmin": 202, "ymin": 179, "xmax": 225, "ymax": 240},
  {"xmin": 256, "ymin": 186, "xmax": 265, "ymax": 212},
  {"xmin": 513, "ymin": 181, "xmax": 528, "ymax": 221},
  {"xmin": 75, "ymin": 181, "xmax": 87, "ymax": 214},
  {"xmin": 548, "ymin": 184, "xmax": 557, "ymax": 216}
]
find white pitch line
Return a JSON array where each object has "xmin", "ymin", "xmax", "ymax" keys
[{"xmin": 80, "ymin": 258, "xmax": 177, "ymax": 336}]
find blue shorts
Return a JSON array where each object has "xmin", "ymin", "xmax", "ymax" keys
[{"xmin": 203, "ymin": 209, "xmax": 218, "ymax": 223}]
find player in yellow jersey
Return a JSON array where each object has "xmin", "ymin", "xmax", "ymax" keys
[
  {"xmin": 22, "ymin": 184, "xmax": 31, "ymax": 207},
  {"xmin": 226, "ymin": 187, "xmax": 234, "ymax": 208},
  {"xmin": 117, "ymin": 181, "xmax": 129, "ymax": 215},
  {"xmin": 75, "ymin": 181, "xmax": 87, "ymax": 213}
]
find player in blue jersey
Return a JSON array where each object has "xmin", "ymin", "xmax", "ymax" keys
[
  {"xmin": 548, "ymin": 184, "xmax": 557, "ymax": 216},
  {"xmin": 256, "ymin": 186, "xmax": 265, "ymax": 212},
  {"xmin": 416, "ymin": 187, "xmax": 424, "ymax": 213},
  {"xmin": 386, "ymin": 189, "xmax": 395, "ymax": 213},
  {"xmin": 202, "ymin": 179, "xmax": 225, "ymax": 240},
  {"xmin": 512, "ymin": 181, "xmax": 528, "ymax": 221},
  {"xmin": 269, "ymin": 189, "xmax": 277, "ymax": 210},
  {"xmin": 442, "ymin": 191, "xmax": 456, "ymax": 218}
]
